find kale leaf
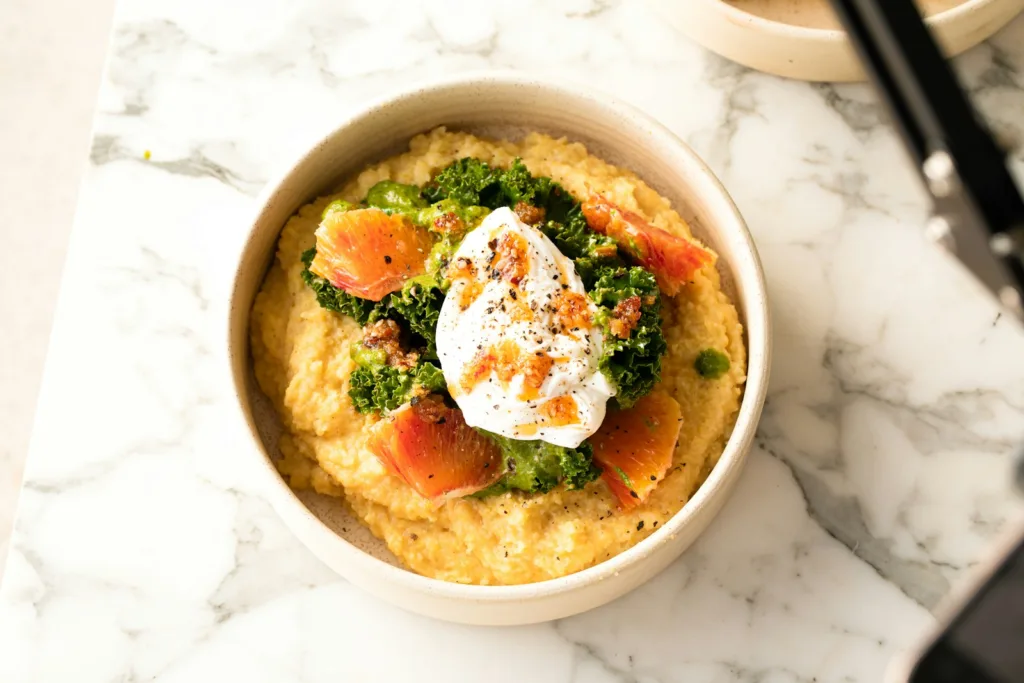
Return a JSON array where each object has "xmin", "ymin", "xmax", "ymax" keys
[
  {"xmin": 589, "ymin": 265, "xmax": 666, "ymax": 408},
  {"xmin": 559, "ymin": 441, "xmax": 604, "ymax": 490},
  {"xmin": 376, "ymin": 275, "xmax": 446, "ymax": 359},
  {"xmin": 540, "ymin": 207, "xmax": 614, "ymax": 260},
  {"xmin": 427, "ymin": 158, "xmax": 620, "ymax": 283},
  {"xmin": 423, "ymin": 157, "xmax": 577, "ymax": 216},
  {"xmin": 348, "ymin": 361, "xmax": 446, "ymax": 415},
  {"xmin": 300, "ymin": 248, "xmax": 378, "ymax": 325},
  {"xmin": 348, "ymin": 365, "xmax": 409, "ymax": 414},
  {"xmin": 539, "ymin": 207, "xmax": 618, "ymax": 287},
  {"xmin": 474, "ymin": 433, "xmax": 601, "ymax": 496},
  {"xmin": 497, "ymin": 158, "xmax": 559, "ymax": 209},
  {"xmin": 423, "ymin": 158, "xmax": 504, "ymax": 207}
]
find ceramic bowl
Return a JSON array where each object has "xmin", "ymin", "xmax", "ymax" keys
[
  {"xmin": 649, "ymin": 0, "xmax": 1023, "ymax": 82},
  {"xmin": 227, "ymin": 74, "xmax": 771, "ymax": 625}
]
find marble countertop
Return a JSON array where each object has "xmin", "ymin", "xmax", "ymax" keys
[{"xmin": 3, "ymin": 0, "xmax": 1024, "ymax": 680}]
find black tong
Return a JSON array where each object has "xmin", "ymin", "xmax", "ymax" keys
[{"xmin": 829, "ymin": 0, "xmax": 1024, "ymax": 317}]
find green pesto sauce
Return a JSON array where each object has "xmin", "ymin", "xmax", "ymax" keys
[
  {"xmin": 694, "ymin": 348, "xmax": 731, "ymax": 379},
  {"xmin": 365, "ymin": 180, "xmax": 427, "ymax": 212}
]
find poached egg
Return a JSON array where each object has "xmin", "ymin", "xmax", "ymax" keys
[{"xmin": 435, "ymin": 207, "xmax": 615, "ymax": 448}]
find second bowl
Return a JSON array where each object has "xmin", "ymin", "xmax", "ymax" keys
[{"xmin": 650, "ymin": 0, "xmax": 1023, "ymax": 82}]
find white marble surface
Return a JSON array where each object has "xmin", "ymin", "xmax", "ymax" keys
[
  {"xmin": 0, "ymin": 0, "xmax": 117, "ymax": 575},
  {"xmin": 3, "ymin": 1, "xmax": 1024, "ymax": 681}
]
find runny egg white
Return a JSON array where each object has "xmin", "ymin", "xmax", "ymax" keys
[{"xmin": 435, "ymin": 206, "xmax": 615, "ymax": 448}]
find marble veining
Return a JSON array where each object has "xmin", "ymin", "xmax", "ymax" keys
[{"xmin": 2, "ymin": 0, "xmax": 1024, "ymax": 681}]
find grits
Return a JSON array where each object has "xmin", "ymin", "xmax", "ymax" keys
[{"xmin": 250, "ymin": 128, "xmax": 746, "ymax": 585}]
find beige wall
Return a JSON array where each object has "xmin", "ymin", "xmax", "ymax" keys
[{"xmin": 0, "ymin": 0, "xmax": 117, "ymax": 575}]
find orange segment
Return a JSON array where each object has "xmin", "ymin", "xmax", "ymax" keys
[
  {"xmin": 590, "ymin": 392, "xmax": 682, "ymax": 508},
  {"xmin": 366, "ymin": 398, "xmax": 503, "ymax": 501},
  {"xmin": 581, "ymin": 194, "xmax": 712, "ymax": 296},
  {"xmin": 310, "ymin": 207, "xmax": 434, "ymax": 301}
]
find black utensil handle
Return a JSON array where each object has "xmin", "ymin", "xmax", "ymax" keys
[{"xmin": 829, "ymin": 0, "xmax": 1024, "ymax": 309}]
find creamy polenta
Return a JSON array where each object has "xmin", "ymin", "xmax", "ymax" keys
[{"xmin": 250, "ymin": 128, "xmax": 746, "ymax": 585}]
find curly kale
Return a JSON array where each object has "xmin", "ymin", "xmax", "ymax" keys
[
  {"xmin": 426, "ymin": 158, "xmax": 621, "ymax": 277},
  {"xmin": 348, "ymin": 361, "xmax": 446, "ymax": 415},
  {"xmin": 423, "ymin": 158, "xmax": 575, "ymax": 217},
  {"xmin": 423, "ymin": 158, "xmax": 504, "ymax": 207},
  {"xmin": 474, "ymin": 434, "xmax": 601, "ymax": 496},
  {"xmin": 348, "ymin": 365, "xmax": 407, "ymax": 414},
  {"xmin": 589, "ymin": 265, "xmax": 666, "ymax": 408},
  {"xmin": 558, "ymin": 442, "xmax": 603, "ymax": 490},
  {"xmin": 496, "ymin": 159, "xmax": 558, "ymax": 209},
  {"xmin": 539, "ymin": 207, "xmax": 605, "ymax": 258},
  {"xmin": 300, "ymin": 248, "xmax": 378, "ymax": 324},
  {"xmin": 540, "ymin": 207, "xmax": 618, "ymax": 287},
  {"xmin": 375, "ymin": 275, "xmax": 445, "ymax": 359}
]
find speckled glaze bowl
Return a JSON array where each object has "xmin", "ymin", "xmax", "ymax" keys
[
  {"xmin": 227, "ymin": 74, "xmax": 771, "ymax": 626},
  {"xmin": 650, "ymin": 0, "xmax": 1024, "ymax": 82}
]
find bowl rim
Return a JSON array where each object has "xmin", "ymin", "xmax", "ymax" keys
[
  {"xmin": 708, "ymin": 0, "xmax": 999, "ymax": 42},
  {"xmin": 229, "ymin": 71, "xmax": 771, "ymax": 602}
]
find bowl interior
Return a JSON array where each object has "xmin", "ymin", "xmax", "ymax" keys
[
  {"xmin": 230, "ymin": 77, "xmax": 768, "ymax": 585},
  {"xmin": 723, "ymin": 0, "xmax": 971, "ymax": 30}
]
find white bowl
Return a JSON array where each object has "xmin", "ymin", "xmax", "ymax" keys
[
  {"xmin": 649, "ymin": 0, "xmax": 1024, "ymax": 82},
  {"xmin": 227, "ymin": 74, "xmax": 771, "ymax": 625}
]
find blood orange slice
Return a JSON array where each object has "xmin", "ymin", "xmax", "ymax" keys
[
  {"xmin": 366, "ymin": 397, "xmax": 504, "ymax": 501},
  {"xmin": 590, "ymin": 392, "xmax": 682, "ymax": 508},
  {"xmin": 581, "ymin": 195, "xmax": 712, "ymax": 296},
  {"xmin": 310, "ymin": 207, "xmax": 434, "ymax": 301}
]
